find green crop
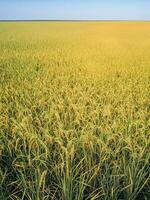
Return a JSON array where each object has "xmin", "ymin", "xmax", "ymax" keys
[{"xmin": 0, "ymin": 22, "xmax": 150, "ymax": 200}]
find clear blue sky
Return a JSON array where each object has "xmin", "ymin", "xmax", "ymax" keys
[{"xmin": 0, "ymin": 0, "xmax": 150, "ymax": 20}]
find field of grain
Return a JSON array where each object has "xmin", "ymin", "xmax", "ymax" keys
[{"xmin": 0, "ymin": 22, "xmax": 150, "ymax": 200}]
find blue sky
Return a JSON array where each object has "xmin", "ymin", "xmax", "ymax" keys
[{"xmin": 0, "ymin": 0, "xmax": 150, "ymax": 20}]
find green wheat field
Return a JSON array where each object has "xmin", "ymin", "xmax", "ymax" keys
[{"xmin": 0, "ymin": 22, "xmax": 150, "ymax": 200}]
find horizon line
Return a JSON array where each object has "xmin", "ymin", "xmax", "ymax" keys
[{"xmin": 0, "ymin": 19, "xmax": 150, "ymax": 22}]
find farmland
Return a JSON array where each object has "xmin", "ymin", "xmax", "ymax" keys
[{"xmin": 0, "ymin": 22, "xmax": 150, "ymax": 199}]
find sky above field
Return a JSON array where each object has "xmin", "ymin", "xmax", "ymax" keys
[{"xmin": 0, "ymin": 0, "xmax": 150, "ymax": 20}]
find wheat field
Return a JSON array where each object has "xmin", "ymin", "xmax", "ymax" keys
[{"xmin": 0, "ymin": 22, "xmax": 150, "ymax": 200}]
